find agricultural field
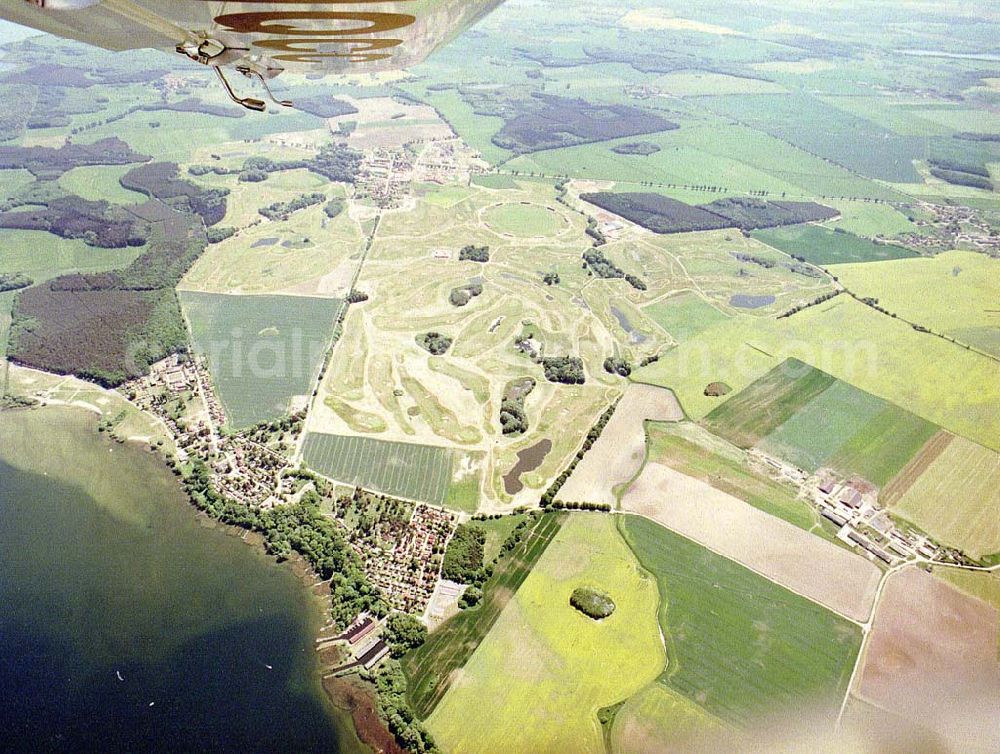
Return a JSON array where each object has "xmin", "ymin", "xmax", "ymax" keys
[
  {"xmin": 632, "ymin": 296, "xmax": 1000, "ymax": 450},
  {"xmin": 885, "ymin": 434, "xmax": 1000, "ymax": 559},
  {"xmin": 652, "ymin": 71, "xmax": 788, "ymax": 97},
  {"xmin": 753, "ymin": 225, "xmax": 918, "ymax": 266},
  {"xmin": 301, "ymin": 432, "xmax": 465, "ymax": 507},
  {"xmin": 620, "ymin": 515, "xmax": 863, "ymax": 727},
  {"xmin": 854, "ymin": 568, "xmax": 1000, "ymax": 722},
  {"xmin": 621, "ymin": 460, "xmax": 881, "ymax": 621},
  {"xmin": 706, "ymin": 357, "xmax": 939, "ymax": 483},
  {"xmin": 610, "ymin": 682, "xmax": 724, "ymax": 754},
  {"xmin": 643, "ymin": 421, "xmax": 820, "ymax": 532},
  {"xmin": 828, "ymin": 251, "xmax": 1000, "ymax": 357},
  {"xmin": 426, "ymin": 514, "xmax": 663, "ymax": 754},
  {"xmin": 178, "ymin": 291, "xmax": 341, "ymax": 429},
  {"xmin": 404, "ymin": 512, "xmax": 564, "ymax": 717},
  {"xmin": 703, "ymin": 359, "xmax": 835, "ymax": 448},
  {"xmin": 557, "ymin": 383, "xmax": 683, "ymax": 506}
]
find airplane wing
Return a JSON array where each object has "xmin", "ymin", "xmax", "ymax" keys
[{"xmin": 0, "ymin": 1, "xmax": 505, "ymax": 109}]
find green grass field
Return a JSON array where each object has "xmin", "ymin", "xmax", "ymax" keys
[
  {"xmin": 644, "ymin": 422, "xmax": 821, "ymax": 533},
  {"xmin": 643, "ymin": 293, "xmax": 730, "ymax": 343},
  {"xmin": 703, "ymin": 359, "xmax": 835, "ymax": 448},
  {"xmin": 753, "ymin": 225, "xmax": 918, "ymax": 265},
  {"xmin": 57, "ymin": 165, "xmax": 147, "ymax": 205},
  {"xmin": 482, "ymin": 202, "xmax": 565, "ymax": 237},
  {"xmin": 0, "ymin": 229, "xmax": 143, "ymax": 284},
  {"xmin": 705, "ymin": 357, "xmax": 939, "ymax": 483},
  {"xmin": 828, "ymin": 406, "xmax": 939, "ymax": 487},
  {"xmin": 404, "ymin": 513, "xmax": 564, "ymax": 717},
  {"xmin": 302, "ymin": 432, "xmax": 456, "ymax": 504},
  {"xmin": 619, "ymin": 515, "xmax": 862, "ymax": 727},
  {"xmin": 426, "ymin": 514, "xmax": 663, "ymax": 754},
  {"xmin": 758, "ymin": 379, "xmax": 888, "ymax": 472},
  {"xmin": 178, "ymin": 291, "xmax": 341, "ymax": 428},
  {"xmin": 610, "ymin": 682, "xmax": 723, "ymax": 754}
]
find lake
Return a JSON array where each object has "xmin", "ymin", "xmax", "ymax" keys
[{"xmin": 0, "ymin": 407, "xmax": 363, "ymax": 753}]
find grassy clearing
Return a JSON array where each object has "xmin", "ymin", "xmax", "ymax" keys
[
  {"xmin": 471, "ymin": 174, "xmax": 519, "ymax": 189},
  {"xmin": 0, "ymin": 229, "xmax": 142, "ymax": 284},
  {"xmin": 57, "ymin": 165, "xmax": 146, "ymax": 204},
  {"xmin": 426, "ymin": 514, "xmax": 663, "ymax": 754},
  {"xmin": 703, "ymin": 358, "xmax": 835, "ymax": 448},
  {"xmin": 404, "ymin": 512, "xmax": 564, "ymax": 717},
  {"xmin": 818, "ymin": 200, "xmax": 919, "ymax": 238},
  {"xmin": 645, "ymin": 422, "xmax": 820, "ymax": 533},
  {"xmin": 619, "ymin": 515, "xmax": 862, "ymax": 727},
  {"xmin": 302, "ymin": 432, "xmax": 455, "ymax": 504},
  {"xmin": 632, "ymin": 296, "xmax": 1000, "ymax": 449},
  {"xmin": 890, "ymin": 435, "xmax": 1000, "ymax": 559},
  {"xmin": 508, "ymin": 121, "xmax": 906, "ymax": 200},
  {"xmin": 179, "ymin": 291, "xmax": 341, "ymax": 428},
  {"xmin": 643, "ymin": 293, "xmax": 730, "ymax": 343},
  {"xmin": 753, "ymin": 225, "xmax": 917, "ymax": 265}
]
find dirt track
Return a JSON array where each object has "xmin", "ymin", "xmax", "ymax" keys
[
  {"xmin": 621, "ymin": 462, "xmax": 881, "ymax": 621},
  {"xmin": 557, "ymin": 384, "xmax": 683, "ymax": 506}
]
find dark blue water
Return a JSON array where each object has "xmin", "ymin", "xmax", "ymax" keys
[{"xmin": 0, "ymin": 407, "xmax": 360, "ymax": 753}]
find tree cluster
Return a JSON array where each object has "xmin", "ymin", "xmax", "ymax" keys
[
  {"xmin": 582, "ymin": 249, "xmax": 645, "ymax": 290},
  {"xmin": 542, "ymin": 271, "xmax": 560, "ymax": 286},
  {"xmin": 448, "ymin": 283, "xmax": 483, "ymax": 307},
  {"xmin": 458, "ymin": 245, "xmax": 490, "ymax": 263},
  {"xmin": 259, "ymin": 192, "xmax": 325, "ymax": 221},
  {"xmin": 417, "ymin": 331, "xmax": 453, "ymax": 355},
  {"xmin": 383, "ymin": 613, "xmax": 428, "ymax": 657},
  {"xmin": 441, "ymin": 524, "xmax": 487, "ymax": 585},
  {"xmin": 0, "ymin": 273, "xmax": 32, "ymax": 292},
  {"xmin": 374, "ymin": 661, "xmax": 438, "ymax": 753},
  {"xmin": 541, "ymin": 356, "xmax": 585, "ymax": 385},
  {"xmin": 603, "ymin": 356, "xmax": 632, "ymax": 377}
]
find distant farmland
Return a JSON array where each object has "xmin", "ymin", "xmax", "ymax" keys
[
  {"xmin": 887, "ymin": 434, "xmax": 1000, "ymax": 559},
  {"xmin": 180, "ymin": 291, "xmax": 341, "ymax": 428},
  {"xmin": 302, "ymin": 432, "xmax": 455, "ymax": 504},
  {"xmin": 619, "ymin": 515, "xmax": 862, "ymax": 727},
  {"xmin": 705, "ymin": 357, "xmax": 938, "ymax": 485},
  {"xmin": 753, "ymin": 224, "xmax": 917, "ymax": 265}
]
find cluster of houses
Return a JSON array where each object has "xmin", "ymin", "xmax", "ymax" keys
[
  {"xmin": 902, "ymin": 199, "xmax": 1000, "ymax": 256},
  {"xmin": 411, "ymin": 138, "xmax": 487, "ymax": 184},
  {"xmin": 356, "ymin": 146, "xmax": 414, "ymax": 208},
  {"xmin": 812, "ymin": 471, "xmax": 943, "ymax": 565},
  {"xmin": 358, "ymin": 504, "xmax": 456, "ymax": 615},
  {"xmin": 748, "ymin": 448, "xmax": 950, "ymax": 567},
  {"xmin": 212, "ymin": 436, "xmax": 289, "ymax": 508}
]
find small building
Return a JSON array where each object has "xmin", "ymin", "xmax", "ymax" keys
[
  {"xmin": 840, "ymin": 489, "xmax": 863, "ymax": 509},
  {"xmin": 821, "ymin": 509, "xmax": 847, "ymax": 527},
  {"xmin": 818, "ymin": 478, "xmax": 837, "ymax": 496},
  {"xmin": 358, "ymin": 640, "xmax": 389, "ymax": 670},
  {"xmin": 344, "ymin": 616, "xmax": 377, "ymax": 645}
]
